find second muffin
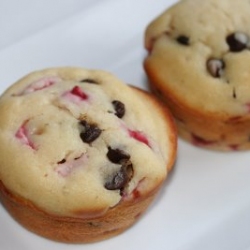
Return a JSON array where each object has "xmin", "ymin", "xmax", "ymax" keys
[{"xmin": 144, "ymin": 0, "xmax": 250, "ymax": 151}]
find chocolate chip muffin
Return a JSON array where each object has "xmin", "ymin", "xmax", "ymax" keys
[
  {"xmin": 0, "ymin": 67, "xmax": 176, "ymax": 243},
  {"xmin": 144, "ymin": 0, "xmax": 250, "ymax": 151}
]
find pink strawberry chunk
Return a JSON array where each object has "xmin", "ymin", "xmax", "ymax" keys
[
  {"xmin": 245, "ymin": 103, "xmax": 250, "ymax": 113},
  {"xmin": 128, "ymin": 129, "xmax": 150, "ymax": 147},
  {"xmin": 15, "ymin": 122, "xmax": 35, "ymax": 150},
  {"xmin": 62, "ymin": 86, "xmax": 88, "ymax": 104},
  {"xmin": 191, "ymin": 133, "xmax": 216, "ymax": 147},
  {"xmin": 71, "ymin": 86, "xmax": 88, "ymax": 99},
  {"xmin": 17, "ymin": 76, "xmax": 60, "ymax": 95},
  {"xmin": 122, "ymin": 178, "xmax": 146, "ymax": 201},
  {"xmin": 55, "ymin": 154, "xmax": 88, "ymax": 177}
]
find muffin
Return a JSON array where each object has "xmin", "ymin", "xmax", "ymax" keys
[
  {"xmin": 0, "ymin": 67, "xmax": 177, "ymax": 243},
  {"xmin": 144, "ymin": 0, "xmax": 250, "ymax": 151}
]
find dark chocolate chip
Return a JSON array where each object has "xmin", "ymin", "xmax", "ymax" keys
[
  {"xmin": 207, "ymin": 58, "xmax": 225, "ymax": 78},
  {"xmin": 176, "ymin": 35, "xmax": 189, "ymax": 45},
  {"xmin": 105, "ymin": 159, "xmax": 134, "ymax": 191},
  {"xmin": 107, "ymin": 147, "xmax": 130, "ymax": 164},
  {"xmin": 112, "ymin": 100, "xmax": 125, "ymax": 118},
  {"xmin": 80, "ymin": 78, "xmax": 98, "ymax": 84},
  {"xmin": 226, "ymin": 32, "xmax": 249, "ymax": 52},
  {"xmin": 232, "ymin": 87, "xmax": 237, "ymax": 99},
  {"xmin": 79, "ymin": 120, "xmax": 102, "ymax": 143},
  {"xmin": 57, "ymin": 159, "xmax": 66, "ymax": 164}
]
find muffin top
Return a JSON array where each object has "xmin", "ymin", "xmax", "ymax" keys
[
  {"xmin": 0, "ymin": 67, "xmax": 176, "ymax": 218},
  {"xmin": 145, "ymin": 0, "xmax": 250, "ymax": 118}
]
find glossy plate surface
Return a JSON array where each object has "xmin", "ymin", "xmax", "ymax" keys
[{"xmin": 1, "ymin": 1, "xmax": 250, "ymax": 249}]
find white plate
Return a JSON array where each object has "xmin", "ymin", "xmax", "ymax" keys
[{"xmin": 1, "ymin": 1, "xmax": 250, "ymax": 250}]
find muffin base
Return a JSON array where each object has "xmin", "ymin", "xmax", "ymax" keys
[
  {"xmin": 0, "ymin": 180, "xmax": 161, "ymax": 243},
  {"xmin": 146, "ymin": 71, "xmax": 250, "ymax": 151}
]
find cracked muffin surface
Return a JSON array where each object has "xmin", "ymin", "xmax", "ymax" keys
[
  {"xmin": 0, "ymin": 67, "xmax": 176, "ymax": 242},
  {"xmin": 144, "ymin": 0, "xmax": 250, "ymax": 151}
]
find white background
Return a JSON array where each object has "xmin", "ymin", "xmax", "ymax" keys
[{"xmin": 1, "ymin": 1, "xmax": 250, "ymax": 250}]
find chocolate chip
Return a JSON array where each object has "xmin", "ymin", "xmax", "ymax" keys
[
  {"xmin": 79, "ymin": 120, "xmax": 102, "ymax": 143},
  {"xmin": 232, "ymin": 87, "xmax": 237, "ymax": 99},
  {"xmin": 57, "ymin": 159, "xmax": 66, "ymax": 164},
  {"xmin": 207, "ymin": 59, "xmax": 225, "ymax": 78},
  {"xmin": 226, "ymin": 32, "xmax": 249, "ymax": 52},
  {"xmin": 112, "ymin": 100, "xmax": 125, "ymax": 118},
  {"xmin": 176, "ymin": 35, "xmax": 189, "ymax": 45},
  {"xmin": 107, "ymin": 147, "xmax": 130, "ymax": 164},
  {"xmin": 80, "ymin": 78, "xmax": 98, "ymax": 84},
  {"xmin": 105, "ymin": 159, "xmax": 134, "ymax": 191}
]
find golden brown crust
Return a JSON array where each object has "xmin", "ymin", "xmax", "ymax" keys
[{"xmin": 0, "ymin": 179, "xmax": 161, "ymax": 243}]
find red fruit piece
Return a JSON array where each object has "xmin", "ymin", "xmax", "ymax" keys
[
  {"xmin": 62, "ymin": 86, "xmax": 88, "ymax": 104},
  {"xmin": 229, "ymin": 144, "xmax": 239, "ymax": 151},
  {"xmin": 245, "ymin": 103, "xmax": 250, "ymax": 113},
  {"xmin": 191, "ymin": 133, "xmax": 216, "ymax": 146},
  {"xmin": 128, "ymin": 129, "xmax": 150, "ymax": 147},
  {"xmin": 16, "ymin": 76, "xmax": 60, "ymax": 95},
  {"xmin": 55, "ymin": 154, "xmax": 88, "ymax": 177},
  {"xmin": 15, "ymin": 121, "xmax": 36, "ymax": 150},
  {"xmin": 122, "ymin": 178, "xmax": 146, "ymax": 201},
  {"xmin": 70, "ymin": 86, "xmax": 88, "ymax": 100}
]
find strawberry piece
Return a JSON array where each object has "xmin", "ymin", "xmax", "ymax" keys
[
  {"xmin": 62, "ymin": 86, "xmax": 88, "ymax": 104},
  {"xmin": 128, "ymin": 129, "xmax": 150, "ymax": 147},
  {"xmin": 122, "ymin": 178, "xmax": 146, "ymax": 201},
  {"xmin": 15, "ymin": 122, "xmax": 35, "ymax": 150},
  {"xmin": 191, "ymin": 133, "xmax": 216, "ymax": 146},
  {"xmin": 17, "ymin": 76, "xmax": 60, "ymax": 95},
  {"xmin": 55, "ymin": 154, "xmax": 87, "ymax": 177},
  {"xmin": 229, "ymin": 144, "xmax": 239, "ymax": 151},
  {"xmin": 70, "ymin": 86, "xmax": 88, "ymax": 100},
  {"xmin": 245, "ymin": 103, "xmax": 250, "ymax": 113}
]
